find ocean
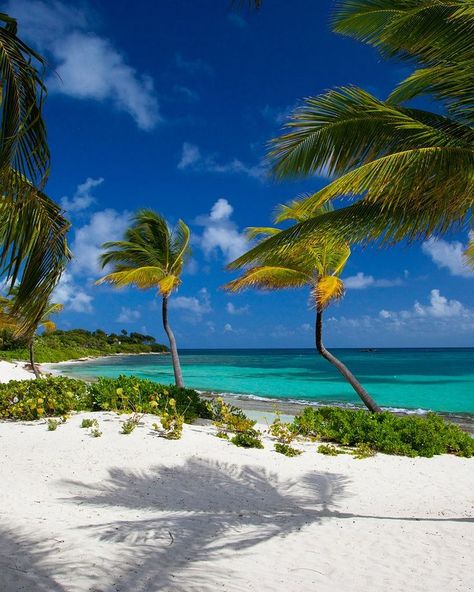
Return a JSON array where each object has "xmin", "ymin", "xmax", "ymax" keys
[{"xmin": 51, "ymin": 348, "xmax": 474, "ymax": 415}]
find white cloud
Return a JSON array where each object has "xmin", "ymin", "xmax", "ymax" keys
[
  {"xmin": 196, "ymin": 199, "xmax": 248, "ymax": 262},
  {"xmin": 5, "ymin": 0, "xmax": 160, "ymax": 130},
  {"xmin": 61, "ymin": 177, "xmax": 104, "ymax": 213},
  {"xmin": 422, "ymin": 236, "xmax": 474, "ymax": 279},
  {"xmin": 223, "ymin": 323, "xmax": 234, "ymax": 333},
  {"xmin": 169, "ymin": 288, "xmax": 212, "ymax": 320},
  {"xmin": 226, "ymin": 302, "xmax": 249, "ymax": 315},
  {"xmin": 71, "ymin": 209, "xmax": 130, "ymax": 277},
  {"xmin": 301, "ymin": 323, "xmax": 312, "ymax": 332},
  {"xmin": 116, "ymin": 307, "xmax": 141, "ymax": 323},
  {"xmin": 344, "ymin": 272, "xmax": 404, "ymax": 289},
  {"xmin": 412, "ymin": 289, "xmax": 466, "ymax": 319},
  {"xmin": 177, "ymin": 142, "xmax": 267, "ymax": 181},
  {"xmin": 53, "ymin": 271, "xmax": 93, "ymax": 313}
]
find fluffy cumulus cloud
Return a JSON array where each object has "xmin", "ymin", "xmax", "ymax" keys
[
  {"xmin": 169, "ymin": 288, "xmax": 212, "ymax": 321},
  {"xmin": 422, "ymin": 236, "xmax": 474, "ymax": 279},
  {"xmin": 196, "ymin": 199, "xmax": 248, "ymax": 262},
  {"xmin": 344, "ymin": 272, "xmax": 404, "ymax": 290},
  {"xmin": 53, "ymin": 271, "xmax": 94, "ymax": 313},
  {"xmin": 177, "ymin": 142, "xmax": 267, "ymax": 181},
  {"xmin": 116, "ymin": 307, "xmax": 141, "ymax": 323},
  {"xmin": 61, "ymin": 177, "xmax": 104, "ymax": 213},
  {"xmin": 71, "ymin": 208, "xmax": 131, "ymax": 277},
  {"xmin": 4, "ymin": 0, "xmax": 160, "ymax": 130}
]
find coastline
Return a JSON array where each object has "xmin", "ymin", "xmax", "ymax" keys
[{"xmin": 43, "ymin": 355, "xmax": 474, "ymax": 435}]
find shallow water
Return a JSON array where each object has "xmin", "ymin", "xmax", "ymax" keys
[{"xmin": 51, "ymin": 348, "xmax": 474, "ymax": 414}]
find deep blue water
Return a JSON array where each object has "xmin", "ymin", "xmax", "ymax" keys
[{"xmin": 51, "ymin": 348, "xmax": 474, "ymax": 414}]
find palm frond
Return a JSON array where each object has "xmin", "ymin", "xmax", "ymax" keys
[
  {"xmin": 224, "ymin": 266, "xmax": 311, "ymax": 293},
  {"xmin": 466, "ymin": 237, "xmax": 474, "ymax": 267},
  {"xmin": 96, "ymin": 267, "xmax": 166, "ymax": 290},
  {"xmin": 246, "ymin": 226, "xmax": 281, "ymax": 240},
  {"xmin": 312, "ymin": 275, "xmax": 345, "ymax": 310}
]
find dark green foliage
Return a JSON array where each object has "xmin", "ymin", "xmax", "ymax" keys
[
  {"xmin": 294, "ymin": 407, "xmax": 474, "ymax": 458},
  {"xmin": 0, "ymin": 328, "xmax": 168, "ymax": 363},
  {"xmin": 275, "ymin": 443, "xmax": 302, "ymax": 457},
  {"xmin": 89, "ymin": 375, "xmax": 209, "ymax": 423},
  {"xmin": 231, "ymin": 429, "xmax": 264, "ymax": 449},
  {"xmin": 0, "ymin": 376, "xmax": 91, "ymax": 420},
  {"xmin": 80, "ymin": 418, "xmax": 98, "ymax": 429}
]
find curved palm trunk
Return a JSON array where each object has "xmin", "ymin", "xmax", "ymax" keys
[
  {"xmin": 29, "ymin": 339, "xmax": 41, "ymax": 378},
  {"xmin": 315, "ymin": 310, "xmax": 381, "ymax": 413},
  {"xmin": 162, "ymin": 295, "xmax": 184, "ymax": 388}
]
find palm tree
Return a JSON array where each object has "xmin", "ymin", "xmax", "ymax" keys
[
  {"xmin": 0, "ymin": 13, "xmax": 70, "ymax": 334},
  {"xmin": 96, "ymin": 210, "xmax": 190, "ymax": 388},
  {"xmin": 241, "ymin": 1, "xmax": 473, "ymax": 260},
  {"xmin": 225, "ymin": 203, "xmax": 382, "ymax": 413},
  {"xmin": 0, "ymin": 291, "xmax": 63, "ymax": 377}
]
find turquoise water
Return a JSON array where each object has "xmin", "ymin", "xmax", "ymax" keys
[{"xmin": 53, "ymin": 348, "xmax": 474, "ymax": 414}]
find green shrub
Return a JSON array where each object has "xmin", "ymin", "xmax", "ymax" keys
[
  {"xmin": 352, "ymin": 443, "xmax": 375, "ymax": 459},
  {"xmin": 121, "ymin": 414, "xmax": 142, "ymax": 434},
  {"xmin": 158, "ymin": 399, "xmax": 184, "ymax": 440},
  {"xmin": 81, "ymin": 418, "xmax": 98, "ymax": 428},
  {"xmin": 317, "ymin": 443, "xmax": 346, "ymax": 456},
  {"xmin": 275, "ymin": 443, "xmax": 302, "ymax": 457},
  {"xmin": 90, "ymin": 427, "xmax": 102, "ymax": 438},
  {"xmin": 294, "ymin": 407, "xmax": 474, "ymax": 458},
  {"xmin": 89, "ymin": 375, "xmax": 208, "ymax": 422},
  {"xmin": 231, "ymin": 429, "xmax": 264, "ymax": 449},
  {"xmin": 269, "ymin": 412, "xmax": 298, "ymax": 444},
  {"xmin": 0, "ymin": 376, "xmax": 91, "ymax": 420},
  {"xmin": 47, "ymin": 418, "xmax": 60, "ymax": 431}
]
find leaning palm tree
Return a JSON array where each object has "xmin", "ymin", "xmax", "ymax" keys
[
  {"xmin": 243, "ymin": 0, "xmax": 473, "ymax": 261},
  {"xmin": 0, "ymin": 291, "xmax": 63, "ymax": 377},
  {"xmin": 0, "ymin": 13, "xmax": 70, "ymax": 334},
  {"xmin": 225, "ymin": 203, "xmax": 381, "ymax": 413},
  {"xmin": 96, "ymin": 210, "xmax": 190, "ymax": 388}
]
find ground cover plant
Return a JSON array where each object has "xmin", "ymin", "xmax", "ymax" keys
[
  {"xmin": 211, "ymin": 397, "xmax": 264, "ymax": 449},
  {"xmin": 293, "ymin": 407, "xmax": 474, "ymax": 458}
]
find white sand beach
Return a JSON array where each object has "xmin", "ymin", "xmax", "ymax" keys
[
  {"xmin": 0, "ymin": 360, "xmax": 35, "ymax": 383},
  {"xmin": 0, "ymin": 410, "xmax": 473, "ymax": 592}
]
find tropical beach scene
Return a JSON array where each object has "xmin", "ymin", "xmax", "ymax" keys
[{"xmin": 0, "ymin": 1, "xmax": 473, "ymax": 591}]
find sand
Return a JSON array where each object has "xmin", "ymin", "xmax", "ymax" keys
[
  {"xmin": 0, "ymin": 360, "xmax": 35, "ymax": 383},
  {"xmin": 0, "ymin": 410, "xmax": 473, "ymax": 592}
]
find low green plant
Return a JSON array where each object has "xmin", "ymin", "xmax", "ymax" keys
[
  {"xmin": 317, "ymin": 443, "xmax": 346, "ymax": 456},
  {"xmin": 159, "ymin": 399, "xmax": 184, "ymax": 440},
  {"xmin": 90, "ymin": 427, "xmax": 102, "ymax": 438},
  {"xmin": 121, "ymin": 413, "xmax": 142, "ymax": 435},
  {"xmin": 294, "ymin": 407, "xmax": 474, "ymax": 458},
  {"xmin": 269, "ymin": 411, "xmax": 298, "ymax": 444},
  {"xmin": 89, "ymin": 375, "xmax": 208, "ymax": 422},
  {"xmin": 215, "ymin": 431, "xmax": 229, "ymax": 440},
  {"xmin": 81, "ymin": 418, "xmax": 98, "ymax": 429},
  {"xmin": 275, "ymin": 442, "xmax": 302, "ymax": 457},
  {"xmin": 47, "ymin": 418, "xmax": 60, "ymax": 431},
  {"xmin": 352, "ymin": 443, "xmax": 375, "ymax": 459},
  {"xmin": 231, "ymin": 429, "xmax": 264, "ymax": 449},
  {"xmin": 0, "ymin": 376, "xmax": 91, "ymax": 420}
]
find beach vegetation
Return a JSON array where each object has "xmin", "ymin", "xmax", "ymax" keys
[
  {"xmin": 274, "ymin": 443, "xmax": 302, "ymax": 457},
  {"xmin": 89, "ymin": 375, "xmax": 208, "ymax": 422},
  {"xmin": 90, "ymin": 427, "xmax": 103, "ymax": 438},
  {"xmin": 0, "ymin": 376, "xmax": 91, "ymax": 420},
  {"xmin": 317, "ymin": 443, "xmax": 347, "ymax": 456},
  {"xmin": 46, "ymin": 418, "xmax": 60, "ymax": 431},
  {"xmin": 0, "ymin": 328, "xmax": 168, "ymax": 364},
  {"xmin": 81, "ymin": 418, "xmax": 98, "ymax": 429},
  {"xmin": 231, "ymin": 430, "xmax": 264, "ymax": 449},
  {"xmin": 97, "ymin": 210, "xmax": 191, "ymax": 388},
  {"xmin": 295, "ymin": 407, "xmax": 474, "ymax": 458},
  {"xmin": 226, "ymin": 204, "xmax": 381, "ymax": 413},
  {"xmin": 121, "ymin": 414, "xmax": 142, "ymax": 434},
  {"xmin": 157, "ymin": 399, "xmax": 184, "ymax": 439}
]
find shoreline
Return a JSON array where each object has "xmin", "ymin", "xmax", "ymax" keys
[{"xmin": 43, "ymin": 356, "xmax": 474, "ymax": 435}]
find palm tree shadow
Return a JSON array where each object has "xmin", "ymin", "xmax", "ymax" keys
[
  {"xmin": 63, "ymin": 458, "xmax": 350, "ymax": 591},
  {"xmin": 0, "ymin": 527, "xmax": 68, "ymax": 591}
]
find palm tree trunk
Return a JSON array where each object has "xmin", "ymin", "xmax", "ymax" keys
[
  {"xmin": 162, "ymin": 295, "xmax": 184, "ymax": 388},
  {"xmin": 315, "ymin": 310, "xmax": 381, "ymax": 413},
  {"xmin": 29, "ymin": 340, "xmax": 41, "ymax": 379}
]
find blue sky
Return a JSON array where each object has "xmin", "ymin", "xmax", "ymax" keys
[{"xmin": 6, "ymin": 0, "xmax": 474, "ymax": 347}]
